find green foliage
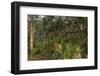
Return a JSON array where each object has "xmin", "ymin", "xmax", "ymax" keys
[{"xmin": 28, "ymin": 15, "xmax": 88, "ymax": 60}]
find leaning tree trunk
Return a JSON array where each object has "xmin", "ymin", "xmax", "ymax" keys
[
  {"xmin": 28, "ymin": 20, "xmax": 35, "ymax": 58},
  {"xmin": 30, "ymin": 23, "xmax": 34, "ymax": 57},
  {"xmin": 28, "ymin": 23, "xmax": 33, "ymax": 57}
]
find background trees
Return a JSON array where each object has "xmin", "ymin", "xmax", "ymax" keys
[{"xmin": 28, "ymin": 15, "xmax": 88, "ymax": 60}]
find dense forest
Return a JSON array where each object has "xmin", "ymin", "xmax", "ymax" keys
[{"xmin": 28, "ymin": 15, "xmax": 88, "ymax": 60}]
